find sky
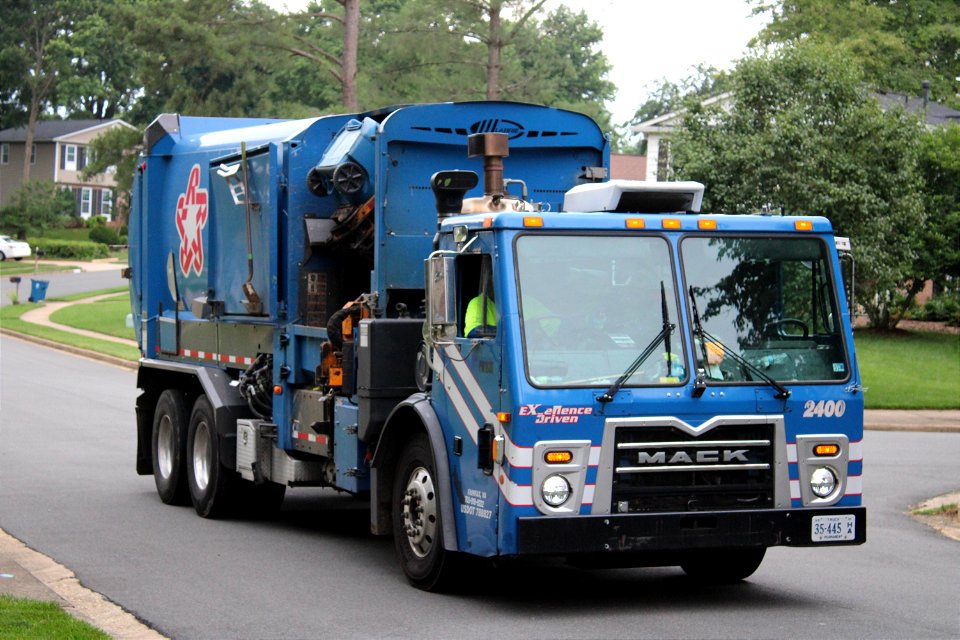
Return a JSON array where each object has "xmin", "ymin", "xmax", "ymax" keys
[{"xmin": 265, "ymin": 0, "xmax": 771, "ymax": 125}]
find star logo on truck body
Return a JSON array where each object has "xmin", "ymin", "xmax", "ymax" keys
[{"xmin": 175, "ymin": 164, "xmax": 208, "ymax": 277}]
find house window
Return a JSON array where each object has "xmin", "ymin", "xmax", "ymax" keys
[
  {"xmin": 65, "ymin": 144, "xmax": 77, "ymax": 171},
  {"xmin": 0, "ymin": 143, "xmax": 8, "ymax": 164},
  {"xmin": 101, "ymin": 189, "xmax": 113, "ymax": 217},
  {"xmin": 80, "ymin": 187, "xmax": 92, "ymax": 217},
  {"xmin": 31, "ymin": 143, "xmax": 36, "ymax": 165}
]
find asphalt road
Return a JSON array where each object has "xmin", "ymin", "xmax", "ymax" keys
[
  {"xmin": 1, "ymin": 336, "xmax": 958, "ymax": 639},
  {"xmin": 0, "ymin": 266, "xmax": 124, "ymax": 307}
]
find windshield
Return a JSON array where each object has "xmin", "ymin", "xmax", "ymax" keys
[
  {"xmin": 516, "ymin": 234, "xmax": 686, "ymax": 387},
  {"xmin": 682, "ymin": 236, "xmax": 848, "ymax": 383}
]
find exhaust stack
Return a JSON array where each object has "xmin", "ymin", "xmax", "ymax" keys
[{"xmin": 467, "ymin": 133, "xmax": 509, "ymax": 199}]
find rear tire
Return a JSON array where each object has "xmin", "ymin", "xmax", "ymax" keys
[
  {"xmin": 186, "ymin": 395, "xmax": 237, "ymax": 518},
  {"xmin": 392, "ymin": 433, "xmax": 459, "ymax": 591},
  {"xmin": 151, "ymin": 389, "xmax": 190, "ymax": 505},
  {"xmin": 681, "ymin": 547, "xmax": 766, "ymax": 583}
]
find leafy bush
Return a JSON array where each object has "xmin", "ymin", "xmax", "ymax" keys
[
  {"xmin": 31, "ymin": 238, "xmax": 109, "ymax": 260},
  {"xmin": 89, "ymin": 225, "xmax": 120, "ymax": 245},
  {"xmin": 86, "ymin": 215, "xmax": 108, "ymax": 228},
  {"xmin": 916, "ymin": 292, "xmax": 960, "ymax": 325}
]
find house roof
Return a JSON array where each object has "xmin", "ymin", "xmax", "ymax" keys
[
  {"xmin": 632, "ymin": 90, "xmax": 960, "ymax": 135},
  {"xmin": 874, "ymin": 91, "xmax": 960, "ymax": 127},
  {"xmin": 0, "ymin": 119, "xmax": 134, "ymax": 143}
]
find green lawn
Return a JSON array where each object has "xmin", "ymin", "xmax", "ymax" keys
[
  {"xmin": 0, "ymin": 261, "xmax": 72, "ymax": 277},
  {"xmin": 855, "ymin": 330, "xmax": 960, "ymax": 409},
  {"xmin": 49, "ymin": 293, "xmax": 134, "ymax": 340},
  {"xmin": 0, "ymin": 302, "xmax": 139, "ymax": 362},
  {"xmin": 51, "ymin": 286, "xmax": 128, "ymax": 303},
  {"xmin": 0, "ymin": 595, "xmax": 109, "ymax": 640}
]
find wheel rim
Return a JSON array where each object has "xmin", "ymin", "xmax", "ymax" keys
[
  {"xmin": 156, "ymin": 415, "xmax": 174, "ymax": 479},
  {"xmin": 401, "ymin": 466, "xmax": 438, "ymax": 558},
  {"xmin": 192, "ymin": 420, "xmax": 212, "ymax": 492}
]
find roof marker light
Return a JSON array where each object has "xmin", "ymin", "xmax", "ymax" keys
[
  {"xmin": 662, "ymin": 218, "xmax": 681, "ymax": 229},
  {"xmin": 795, "ymin": 220, "xmax": 813, "ymax": 231},
  {"xmin": 625, "ymin": 218, "xmax": 645, "ymax": 229},
  {"xmin": 483, "ymin": 217, "xmax": 494, "ymax": 228},
  {"xmin": 698, "ymin": 219, "xmax": 717, "ymax": 230},
  {"xmin": 523, "ymin": 216, "xmax": 543, "ymax": 227}
]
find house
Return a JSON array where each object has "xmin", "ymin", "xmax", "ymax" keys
[
  {"xmin": 633, "ymin": 90, "xmax": 960, "ymax": 181},
  {"xmin": 0, "ymin": 119, "xmax": 136, "ymax": 221}
]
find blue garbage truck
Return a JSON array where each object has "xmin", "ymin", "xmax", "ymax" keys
[{"xmin": 128, "ymin": 101, "xmax": 865, "ymax": 589}]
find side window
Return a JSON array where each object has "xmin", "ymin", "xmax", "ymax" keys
[{"xmin": 459, "ymin": 254, "xmax": 496, "ymax": 339}]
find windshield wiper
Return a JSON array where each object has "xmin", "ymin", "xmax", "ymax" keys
[
  {"xmin": 688, "ymin": 286, "xmax": 791, "ymax": 400},
  {"xmin": 598, "ymin": 282, "xmax": 674, "ymax": 403}
]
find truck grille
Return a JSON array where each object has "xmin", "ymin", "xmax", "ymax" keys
[{"xmin": 610, "ymin": 423, "xmax": 774, "ymax": 513}]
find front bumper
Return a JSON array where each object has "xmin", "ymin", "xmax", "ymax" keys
[{"xmin": 518, "ymin": 507, "xmax": 866, "ymax": 555}]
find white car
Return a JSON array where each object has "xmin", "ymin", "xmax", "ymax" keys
[{"xmin": 0, "ymin": 235, "xmax": 31, "ymax": 261}]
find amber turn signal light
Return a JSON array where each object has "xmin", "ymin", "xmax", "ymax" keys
[
  {"xmin": 814, "ymin": 444, "xmax": 840, "ymax": 456},
  {"xmin": 544, "ymin": 450, "xmax": 573, "ymax": 464}
]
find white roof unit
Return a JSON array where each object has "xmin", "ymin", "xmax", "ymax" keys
[{"xmin": 563, "ymin": 180, "xmax": 705, "ymax": 214}]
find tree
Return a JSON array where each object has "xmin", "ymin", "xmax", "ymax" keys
[
  {"xmin": 671, "ymin": 43, "xmax": 926, "ymax": 328},
  {"xmin": 0, "ymin": 181, "xmax": 75, "ymax": 239},
  {"xmin": 905, "ymin": 124, "xmax": 960, "ymax": 303},
  {"xmin": 3, "ymin": 0, "xmax": 87, "ymax": 182},
  {"xmin": 624, "ymin": 65, "xmax": 730, "ymax": 153},
  {"xmin": 751, "ymin": 0, "xmax": 960, "ymax": 108},
  {"xmin": 81, "ymin": 125, "xmax": 142, "ymax": 225},
  {"xmin": 510, "ymin": 6, "xmax": 615, "ymax": 129},
  {"xmin": 122, "ymin": 0, "xmax": 290, "ymax": 122},
  {"xmin": 56, "ymin": 1, "xmax": 143, "ymax": 119}
]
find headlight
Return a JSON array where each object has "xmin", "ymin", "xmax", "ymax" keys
[
  {"xmin": 541, "ymin": 474, "xmax": 571, "ymax": 507},
  {"xmin": 810, "ymin": 467, "xmax": 837, "ymax": 499}
]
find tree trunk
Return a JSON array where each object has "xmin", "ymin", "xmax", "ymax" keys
[
  {"xmin": 486, "ymin": 1, "xmax": 502, "ymax": 100},
  {"xmin": 341, "ymin": 0, "xmax": 360, "ymax": 111},
  {"xmin": 22, "ymin": 94, "xmax": 40, "ymax": 184}
]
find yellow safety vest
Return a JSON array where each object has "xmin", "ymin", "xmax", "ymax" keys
[{"xmin": 464, "ymin": 296, "xmax": 496, "ymax": 337}]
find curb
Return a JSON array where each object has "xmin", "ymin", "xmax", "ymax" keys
[
  {"xmin": 0, "ymin": 329, "xmax": 137, "ymax": 370},
  {"xmin": 0, "ymin": 529, "xmax": 166, "ymax": 639}
]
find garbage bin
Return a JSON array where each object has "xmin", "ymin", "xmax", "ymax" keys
[{"xmin": 28, "ymin": 279, "xmax": 49, "ymax": 303}]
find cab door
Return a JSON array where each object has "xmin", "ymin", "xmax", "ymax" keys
[{"xmin": 432, "ymin": 248, "xmax": 503, "ymax": 555}]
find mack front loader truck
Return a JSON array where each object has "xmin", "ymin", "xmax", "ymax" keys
[{"xmin": 129, "ymin": 101, "xmax": 865, "ymax": 590}]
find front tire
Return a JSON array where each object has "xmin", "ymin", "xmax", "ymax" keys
[
  {"xmin": 187, "ymin": 395, "xmax": 237, "ymax": 518},
  {"xmin": 392, "ymin": 434, "xmax": 458, "ymax": 591},
  {"xmin": 151, "ymin": 389, "xmax": 190, "ymax": 505},
  {"xmin": 681, "ymin": 547, "xmax": 766, "ymax": 583}
]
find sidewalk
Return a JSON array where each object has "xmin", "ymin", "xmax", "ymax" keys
[{"xmin": 865, "ymin": 409, "xmax": 960, "ymax": 432}]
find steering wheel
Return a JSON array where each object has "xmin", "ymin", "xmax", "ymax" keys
[{"xmin": 764, "ymin": 318, "xmax": 809, "ymax": 338}]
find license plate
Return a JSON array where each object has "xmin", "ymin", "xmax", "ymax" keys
[{"xmin": 811, "ymin": 514, "xmax": 856, "ymax": 542}]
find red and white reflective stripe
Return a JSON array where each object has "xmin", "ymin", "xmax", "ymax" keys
[
  {"xmin": 180, "ymin": 349, "xmax": 254, "ymax": 366},
  {"xmin": 180, "ymin": 348, "xmax": 217, "ymax": 361},
  {"xmin": 292, "ymin": 430, "xmax": 329, "ymax": 445}
]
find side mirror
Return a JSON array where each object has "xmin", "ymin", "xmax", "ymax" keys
[{"xmin": 425, "ymin": 254, "xmax": 457, "ymax": 345}]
